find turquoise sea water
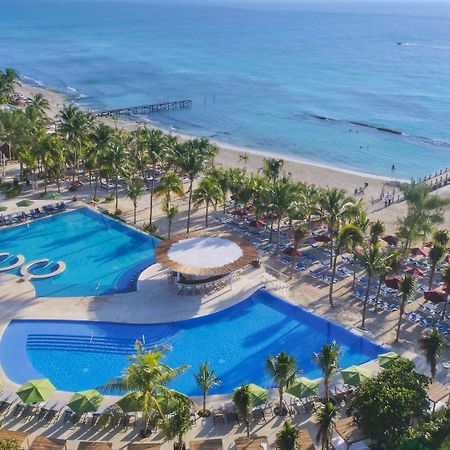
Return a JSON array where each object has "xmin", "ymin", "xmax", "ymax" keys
[
  {"xmin": 1, "ymin": 0, "xmax": 450, "ymax": 178},
  {"xmin": 0, "ymin": 290, "xmax": 385, "ymax": 394},
  {"xmin": 0, "ymin": 208, "xmax": 157, "ymax": 297}
]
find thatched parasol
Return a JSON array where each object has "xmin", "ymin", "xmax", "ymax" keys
[{"xmin": 155, "ymin": 231, "xmax": 258, "ymax": 276}]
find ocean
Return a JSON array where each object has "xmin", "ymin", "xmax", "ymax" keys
[{"xmin": 1, "ymin": 0, "xmax": 450, "ymax": 179}]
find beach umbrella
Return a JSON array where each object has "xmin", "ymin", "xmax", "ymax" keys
[
  {"xmin": 341, "ymin": 366, "xmax": 372, "ymax": 387},
  {"xmin": 405, "ymin": 267, "xmax": 425, "ymax": 277},
  {"xmin": 239, "ymin": 384, "xmax": 268, "ymax": 407},
  {"xmin": 382, "ymin": 235, "xmax": 399, "ymax": 246},
  {"xmin": 283, "ymin": 246, "xmax": 301, "ymax": 257},
  {"xmin": 117, "ymin": 392, "xmax": 142, "ymax": 413},
  {"xmin": 287, "ymin": 377, "xmax": 319, "ymax": 399},
  {"xmin": 385, "ymin": 276, "xmax": 401, "ymax": 289},
  {"xmin": 411, "ymin": 247, "xmax": 427, "ymax": 257},
  {"xmin": 424, "ymin": 288, "xmax": 447, "ymax": 304},
  {"xmin": 378, "ymin": 352, "xmax": 400, "ymax": 369},
  {"xmin": 17, "ymin": 379, "xmax": 55, "ymax": 404},
  {"xmin": 249, "ymin": 219, "xmax": 266, "ymax": 229},
  {"xmin": 67, "ymin": 390, "xmax": 104, "ymax": 414}
]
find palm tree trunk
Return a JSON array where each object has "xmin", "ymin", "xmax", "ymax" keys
[
  {"xmin": 115, "ymin": 175, "xmax": 119, "ymax": 211},
  {"xmin": 361, "ymin": 275, "xmax": 372, "ymax": 328},
  {"xmin": 429, "ymin": 265, "xmax": 436, "ymax": 290},
  {"xmin": 440, "ymin": 293, "xmax": 449, "ymax": 322},
  {"xmin": 269, "ymin": 217, "xmax": 274, "ymax": 243},
  {"xmin": 328, "ymin": 253, "xmax": 338, "ymax": 306},
  {"xmin": 94, "ymin": 172, "xmax": 99, "ymax": 200},
  {"xmin": 134, "ymin": 202, "xmax": 137, "ymax": 224},
  {"xmin": 374, "ymin": 276, "xmax": 383, "ymax": 312},
  {"xmin": 245, "ymin": 419, "xmax": 250, "ymax": 438},
  {"xmin": 186, "ymin": 179, "xmax": 193, "ymax": 234},
  {"xmin": 168, "ymin": 218, "xmax": 172, "ymax": 239},
  {"xmin": 279, "ymin": 388, "xmax": 283, "ymax": 412},
  {"xmin": 203, "ymin": 390, "xmax": 207, "ymax": 414},
  {"xmin": 149, "ymin": 164, "xmax": 155, "ymax": 225},
  {"xmin": 289, "ymin": 244, "xmax": 298, "ymax": 279},
  {"xmin": 205, "ymin": 202, "xmax": 209, "ymax": 228},
  {"xmin": 395, "ymin": 296, "xmax": 406, "ymax": 342},
  {"xmin": 324, "ymin": 378, "xmax": 329, "ymax": 403},
  {"xmin": 351, "ymin": 253, "xmax": 357, "ymax": 290},
  {"xmin": 276, "ymin": 217, "xmax": 282, "ymax": 248}
]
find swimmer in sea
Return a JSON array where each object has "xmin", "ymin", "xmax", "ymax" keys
[{"xmin": 391, "ymin": 164, "xmax": 396, "ymax": 171}]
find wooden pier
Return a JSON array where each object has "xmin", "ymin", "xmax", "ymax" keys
[{"xmin": 95, "ymin": 99, "xmax": 192, "ymax": 117}]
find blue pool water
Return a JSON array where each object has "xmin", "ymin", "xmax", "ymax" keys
[
  {"xmin": 2, "ymin": 0, "xmax": 450, "ymax": 178},
  {"xmin": 0, "ymin": 290, "xmax": 386, "ymax": 395},
  {"xmin": 0, "ymin": 208, "xmax": 158, "ymax": 297}
]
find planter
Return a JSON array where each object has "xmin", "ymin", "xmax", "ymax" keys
[
  {"xmin": 174, "ymin": 443, "xmax": 186, "ymax": 450},
  {"xmin": 252, "ymin": 259, "xmax": 261, "ymax": 268},
  {"xmin": 197, "ymin": 409, "xmax": 211, "ymax": 418}
]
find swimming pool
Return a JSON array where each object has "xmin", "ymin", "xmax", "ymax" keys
[
  {"xmin": 0, "ymin": 208, "xmax": 158, "ymax": 297},
  {"xmin": 0, "ymin": 290, "xmax": 386, "ymax": 395}
]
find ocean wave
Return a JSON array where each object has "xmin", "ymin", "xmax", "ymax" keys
[
  {"xmin": 21, "ymin": 74, "xmax": 44, "ymax": 87},
  {"xmin": 397, "ymin": 42, "xmax": 450, "ymax": 50},
  {"xmin": 66, "ymin": 86, "xmax": 78, "ymax": 93}
]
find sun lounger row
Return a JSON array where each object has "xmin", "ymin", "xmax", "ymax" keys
[{"xmin": 0, "ymin": 202, "xmax": 66, "ymax": 227}]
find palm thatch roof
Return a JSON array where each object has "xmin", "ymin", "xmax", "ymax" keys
[{"xmin": 155, "ymin": 231, "xmax": 258, "ymax": 276}]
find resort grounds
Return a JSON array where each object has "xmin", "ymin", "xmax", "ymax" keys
[{"xmin": 0, "ymin": 81, "xmax": 449, "ymax": 449}]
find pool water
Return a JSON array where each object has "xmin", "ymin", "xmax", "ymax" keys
[
  {"xmin": 0, "ymin": 290, "xmax": 386, "ymax": 395},
  {"xmin": 0, "ymin": 208, "xmax": 158, "ymax": 297}
]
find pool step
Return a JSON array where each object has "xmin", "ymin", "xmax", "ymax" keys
[{"xmin": 26, "ymin": 333, "xmax": 169, "ymax": 355}]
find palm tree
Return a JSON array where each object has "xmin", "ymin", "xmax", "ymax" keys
[
  {"xmin": 261, "ymin": 157, "xmax": 284, "ymax": 182},
  {"xmin": 369, "ymin": 219, "xmax": 385, "ymax": 245},
  {"xmin": 155, "ymin": 171, "xmax": 184, "ymax": 237},
  {"xmin": 268, "ymin": 178, "xmax": 296, "ymax": 248},
  {"xmin": 232, "ymin": 385, "xmax": 253, "ymax": 437},
  {"xmin": 239, "ymin": 153, "xmax": 249, "ymax": 168},
  {"xmin": 161, "ymin": 397, "xmax": 195, "ymax": 450},
  {"xmin": 318, "ymin": 188, "xmax": 355, "ymax": 305},
  {"xmin": 373, "ymin": 249, "xmax": 394, "ymax": 312},
  {"xmin": 428, "ymin": 245, "xmax": 445, "ymax": 289},
  {"xmin": 209, "ymin": 168, "xmax": 230, "ymax": 213},
  {"xmin": 174, "ymin": 141, "xmax": 208, "ymax": 234},
  {"xmin": 162, "ymin": 201, "xmax": 179, "ymax": 239},
  {"xmin": 89, "ymin": 123, "xmax": 113, "ymax": 200},
  {"xmin": 432, "ymin": 228, "xmax": 450, "ymax": 248},
  {"xmin": 266, "ymin": 352, "xmax": 297, "ymax": 415},
  {"xmin": 289, "ymin": 222, "xmax": 309, "ymax": 279},
  {"xmin": 397, "ymin": 183, "xmax": 450, "ymax": 251},
  {"xmin": 0, "ymin": 67, "xmax": 19, "ymax": 102},
  {"xmin": 59, "ymin": 105, "xmax": 93, "ymax": 182},
  {"xmin": 329, "ymin": 224, "xmax": 364, "ymax": 305},
  {"xmin": 146, "ymin": 129, "xmax": 167, "ymax": 225},
  {"xmin": 102, "ymin": 342, "xmax": 190, "ymax": 437},
  {"xmin": 360, "ymin": 243, "xmax": 384, "ymax": 328},
  {"xmin": 395, "ymin": 274, "xmax": 417, "ymax": 343},
  {"xmin": 440, "ymin": 264, "xmax": 450, "ymax": 322},
  {"xmin": 126, "ymin": 177, "xmax": 144, "ymax": 224},
  {"xmin": 275, "ymin": 421, "xmax": 300, "ymax": 450},
  {"xmin": 418, "ymin": 328, "xmax": 445, "ymax": 379},
  {"xmin": 315, "ymin": 402, "xmax": 338, "ymax": 449},
  {"xmin": 313, "ymin": 342, "xmax": 341, "ymax": 403},
  {"xmin": 105, "ymin": 133, "xmax": 129, "ymax": 211},
  {"xmin": 195, "ymin": 363, "xmax": 220, "ymax": 417},
  {"xmin": 192, "ymin": 177, "xmax": 222, "ymax": 227}
]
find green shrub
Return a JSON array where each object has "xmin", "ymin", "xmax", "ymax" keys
[
  {"xmin": 3, "ymin": 185, "xmax": 22, "ymax": 199},
  {"xmin": 0, "ymin": 206, "xmax": 7, "ymax": 212},
  {"xmin": 104, "ymin": 195, "xmax": 114, "ymax": 203},
  {"xmin": 16, "ymin": 199, "xmax": 33, "ymax": 207},
  {"xmin": 102, "ymin": 209, "xmax": 125, "ymax": 223},
  {"xmin": 0, "ymin": 439, "xmax": 23, "ymax": 450},
  {"xmin": 68, "ymin": 185, "xmax": 78, "ymax": 192},
  {"xmin": 143, "ymin": 223, "xmax": 158, "ymax": 234}
]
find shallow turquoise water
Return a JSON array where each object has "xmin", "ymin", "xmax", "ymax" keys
[
  {"xmin": 1, "ymin": 0, "xmax": 450, "ymax": 178},
  {"xmin": 0, "ymin": 290, "xmax": 386, "ymax": 395},
  {"xmin": 0, "ymin": 208, "xmax": 157, "ymax": 297}
]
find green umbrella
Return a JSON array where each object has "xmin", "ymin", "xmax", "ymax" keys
[
  {"xmin": 67, "ymin": 390, "xmax": 104, "ymax": 414},
  {"xmin": 40, "ymin": 192, "xmax": 61, "ymax": 200},
  {"xmin": 17, "ymin": 379, "xmax": 56, "ymax": 404},
  {"xmin": 16, "ymin": 200, "xmax": 33, "ymax": 208},
  {"xmin": 246, "ymin": 384, "xmax": 268, "ymax": 407},
  {"xmin": 341, "ymin": 366, "xmax": 373, "ymax": 387},
  {"xmin": 287, "ymin": 377, "xmax": 319, "ymax": 399},
  {"xmin": 117, "ymin": 392, "xmax": 143, "ymax": 413},
  {"xmin": 378, "ymin": 352, "xmax": 400, "ymax": 369}
]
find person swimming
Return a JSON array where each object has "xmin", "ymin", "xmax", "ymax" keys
[{"xmin": 391, "ymin": 164, "xmax": 396, "ymax": 171}]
